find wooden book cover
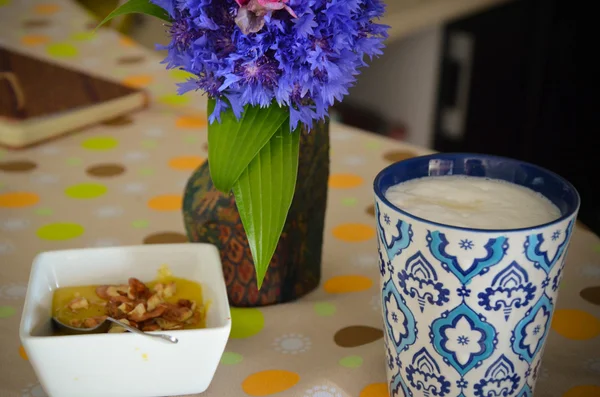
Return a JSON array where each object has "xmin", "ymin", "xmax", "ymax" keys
[{"xmin": 0, "ymin": 46, "xmax": 149, "ymax": 149}]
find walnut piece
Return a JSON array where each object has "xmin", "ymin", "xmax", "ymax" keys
[
  {"xmin": 146, "ymin": 294, "xmax": 163, "ymax": 312},
  {"xmin": 68, "ymin": 297, "xmax": 89, "ymax": 311},
  {"xmin": 127, "ymin": 278, "xmax": 150, "ymax": 300},
  {"xmin": 156, "ymin": 318, "xmax": 184, "ymax": 330}
]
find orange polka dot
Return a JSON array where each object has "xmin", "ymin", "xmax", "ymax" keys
[
  {"xmin": 329, "ymin": 174, "xmax": 364, "ymax": 188},
  {"xmin": 562, "ymin": 385, "xmax": 600, "ymax": 397},
  {"xmin": 332, "ymin": 223, "xmax": 375, "ymax": 242},
  {"xmin": 122, "ymin": 74, "xmax": 153, "ymax": 88},
  {"xmin": 360, "ymin": 383, "xmax": 388, "ymax": 397},
  {"xmin": 119, "ymin": 36, "xmax": 135, "ymax": 47},
  {"xmin": 148, "ymin": 194, "xmax": 182, "ymax": 211},
  {"xmin": 242, "ymin": 370, "xmax": 300, "ymax": 396},
  {"xmin": 168, "ymin": 156, "xmax": 205, "ymax": 170},
  {"xmin": 0, "ymin": 192, "xmax": 39, "ymax": 208},
  {"xmin": 21, "ymin": 34, "xmax": 50, "ymax": 46},
  {"xmin": 324, "ymin": 275, "xmax": 373, "ymax": 294},
  {"xmin": 19, "ymin": 345, "xmax": 28, "ymax": 361},
  {"xmin": 34, "ymin": 3, "xmax": 60, "ymax": 15},
  {"xmin": 175, "ymin": 115, "xmax": 208, "ymax": 129},
  {"xmin": 552, "ymin": 309, "xmax": 600, "ymax": 340}
]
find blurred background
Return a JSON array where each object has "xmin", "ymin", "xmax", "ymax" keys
[{"xmin": 72, "ymin": 0, "xmax": 582, "ymax": 232}]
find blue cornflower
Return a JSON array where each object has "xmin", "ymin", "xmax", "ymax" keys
[{"xmin": 152, "ymin": 0, "xmax": 389, "ymax": 130}]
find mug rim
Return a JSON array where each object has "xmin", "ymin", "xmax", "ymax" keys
[{"xmin": 373, "ymin": 152, "xmax": 581, "ymax": 233}]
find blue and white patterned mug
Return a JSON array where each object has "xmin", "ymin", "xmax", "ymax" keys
[{"xmin": 373, "ymin": 153, "xmax": 580, "ymax": 397}]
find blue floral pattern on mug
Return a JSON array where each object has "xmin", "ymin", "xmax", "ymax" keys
[{"xmin": 375, "ymin": 195, "xmax": 577, "ymax": 397}]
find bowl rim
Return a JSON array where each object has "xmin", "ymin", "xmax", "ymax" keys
[{"xmin": 19, "ymin": 243, "xmax": 232, "ymax": 341}]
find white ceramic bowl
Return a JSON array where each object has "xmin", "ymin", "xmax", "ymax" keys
[{"xmin": 19, "ymin": 244, "xmax": 231, "ymax": 397}]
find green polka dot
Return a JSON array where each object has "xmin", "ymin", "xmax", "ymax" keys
[
  {"xmin": 132, "ymin": 219, "xmax": 149, "ymax": 229},
  {"xmin": 71, "ymin": 31, "xmax": 96, "ymax": 41},
  {"xmin": 142, "ymin": 140, "xmax": 157, "ymax": 149},
  {"xmin": 66, "ymin": 157, "xmax": 82, "ymax": 166},
  {"xmin": 170, "ymin": 69, "xmax": 195, "ymax": 81},
  {"xmin": 314, "ymin": 302, "xmax": 336, "ymax": 316},
  {"xmin": 37, "ymin": 223, "xmax": 84, "ymax": 240},
  {"xmin": 139, "ymin": 167, "xmax": 154, "ymax": 176},
  {"xmin": 339, "ymin": 355, "xmax": 363, "ymax": 368},
  {"xmin": 82, "ymin": 137, "xmax": 118, "ymax": 150},
  {"xmin": 47, "ymin": 43, "xmax": 78, "ymax": 58},
  {"xmin": 220, "ymin": 352, "xmax": 243, "ymax": 365},
  {"xmin": 35, "ymin": 208, "xmax": 53, "ymax": 216},
  {"xmin": 184, "ymin": 135, "xmax": 198, "ymax": 143},
  {"xmin": 0, "ymin": 306, "xmax": 16, "ymax": 319},
  {"xmin": 594, "ymin": 245, "xmax": 600, "ymax": 253},
  {"xmin": 230, "ymin": 308, "xmax": 265, "ymax": 339},
  {"xmin": 65, "ymin": 183, "xmax": 107, "ymax": 199},
  {"xmin": 159, "ymin": 94, "xmax": 190, "ymax": 106},
  {"xmin": 0, "ymin": 0, "xmax": 11, "ymax": 7},
  {"xmin": 342, "ymin": 197, "xmax": 357, "ymax": 207}
]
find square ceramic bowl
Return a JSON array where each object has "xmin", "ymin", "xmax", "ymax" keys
[{"xmin": 19, "ymin": 244, "xmax": 231, "ymax": 397}]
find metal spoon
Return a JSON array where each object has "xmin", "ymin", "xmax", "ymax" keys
[{"xmin": 52, "ymin": 316, "xmax": 178, "ymax": 344}]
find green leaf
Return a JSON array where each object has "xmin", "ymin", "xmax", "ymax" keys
[
  {"xmin": 208, "ymin": 99, "xmax": 289, "ymax": 193},
  {"xmin": 232, "ymin": 122, "xmax": 300, "ymax": 289},
  {"xmin": 95, "ymin": 0, "xmax": 171, "ymax": 30}
]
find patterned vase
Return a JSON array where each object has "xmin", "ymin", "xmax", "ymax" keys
[
  {"xmin": 182, "ymin": 121, "xmax": 330, "ymax": 307},
  {"xmin": 373, "ymin": 153, "xmax": 580, "ymax": 397}
]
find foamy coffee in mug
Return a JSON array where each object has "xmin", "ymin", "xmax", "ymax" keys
[{"xmin": 373, "ymin": 154, "xmax": 579, "ymax": 397}]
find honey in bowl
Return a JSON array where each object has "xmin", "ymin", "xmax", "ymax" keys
[{"xmin": 52, "ymin": 266, "xmax": 206, "ymax": 334}]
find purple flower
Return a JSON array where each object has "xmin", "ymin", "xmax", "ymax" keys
[{"xmin": 152, "ymin": 0, "xmax": 389, "ymax": 130}]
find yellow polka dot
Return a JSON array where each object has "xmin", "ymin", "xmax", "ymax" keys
[
  {"xmin": 175, "ymin": 115, "xmax": 208, "ymax": 129},
  {"xmin": 148, "ymin": 195, "xmax": 182, "ymax": 211},
  {"xmin": 562, "ymin": 385, "xmax": 600, "ymax": 397},
  {"xmin": 360, "ymin": 383, "xmax": 388, "ymax": 397},
  {"xmin": 169, "ymin": 69, "xmax": 196, "ymax": 81},
  {"xmin": 0, "ymin": 192, "xmax": 40, "ymax": 208},
  {"xmin": 71, "ymin": 31, "xmax": 96, "ymax": 41},
  {"xmin": 81, "ymin": 137, "xmax": 118, "ymax": 150},
  {"xmin": 37, "ymin": 223, "xmax": 84, "ymax": 240},
  {"xmin": 230, "ymin": 308, "xmax": 265, "ymax": 339},
  {"xmin": 242, "ymin": 370, "xmax": 300, "ymax": 396},
  {"xmin": 19, "ymin": 345, "xmax": 28, "ymax": 361},
  {"xmin": 122, "ymin": 74, "xmax": 153, "ymax": 88},
  {"xmin": 332, "ymin": 223, "xmax": 375, "ymax": 242},
  {"xmin": 168, "ymin": 156, "xmax": 205, "ymax": 170},
  {"xmin": 34, "ymin": 3, "xmax": 60, "ymax": 15},
  {"xmin": 552, "ymin": 309, "xmax": 600, "ymax": 340},
  {"xmin": 21, "ymin": 34, "xmax": 50, "ymax": 46},
  {"xmin": 119, "ymin": 36, "xmax": 135, "ymax": 47},
  {"xmin": 65, "ymin": 183, "xmax": 107, "ymax": 199},
  {"xmin": 324, "ymin": 275, "xmax": 373, "ymax": 294},
  {"xmin": 329, "ymin": 174, "xmax": 364, "ymax": 188},
  {"xmin": 47, "ymin": 43, "xmax": 78, "ymax": 58},
  {"xmin": 159, "ymin": 94, "xmax": 190, "ymax": 106}
]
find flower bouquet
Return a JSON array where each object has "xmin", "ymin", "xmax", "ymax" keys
[{"xmin": 100, "ymin": 0, "xmax": 388, "ymax": 299}]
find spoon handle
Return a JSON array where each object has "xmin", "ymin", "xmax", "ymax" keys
[{"xmin": 106, "ymin": 317, "xmax": 179, "ymax": 344}]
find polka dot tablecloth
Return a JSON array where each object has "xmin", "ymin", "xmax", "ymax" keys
[{"xmin": 1, "ymin": 1, "xmax": 599, "ymax": 397}]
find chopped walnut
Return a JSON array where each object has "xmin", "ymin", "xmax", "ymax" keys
[
  {"xmin": 163, "ymin": 282, "xmax": 176, "ymax": 298},
  {"xmin": 156, "ymin": 318, "xmax": 184, "ymax": 330},
  {"xmin": 127, "ymin": 278, "xmax": 150, "ymax": 300},
  {"xmin": 108, "ymin": 325, "xmax": 126, "ymax": 333},
  {"xmin": 162, "ymin": 304, "xmax": 194, "ymax": 323},
  {"xmin": 82, "ymin": 316, "xmax": 106, "ymax": 329},
  {"xmin": 147, "ymin": 294, "xmax": 163, "ymax": 312},
  {"xmin": 68, "ymin": 297, "xmax": 89, "ymax": 311}
]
